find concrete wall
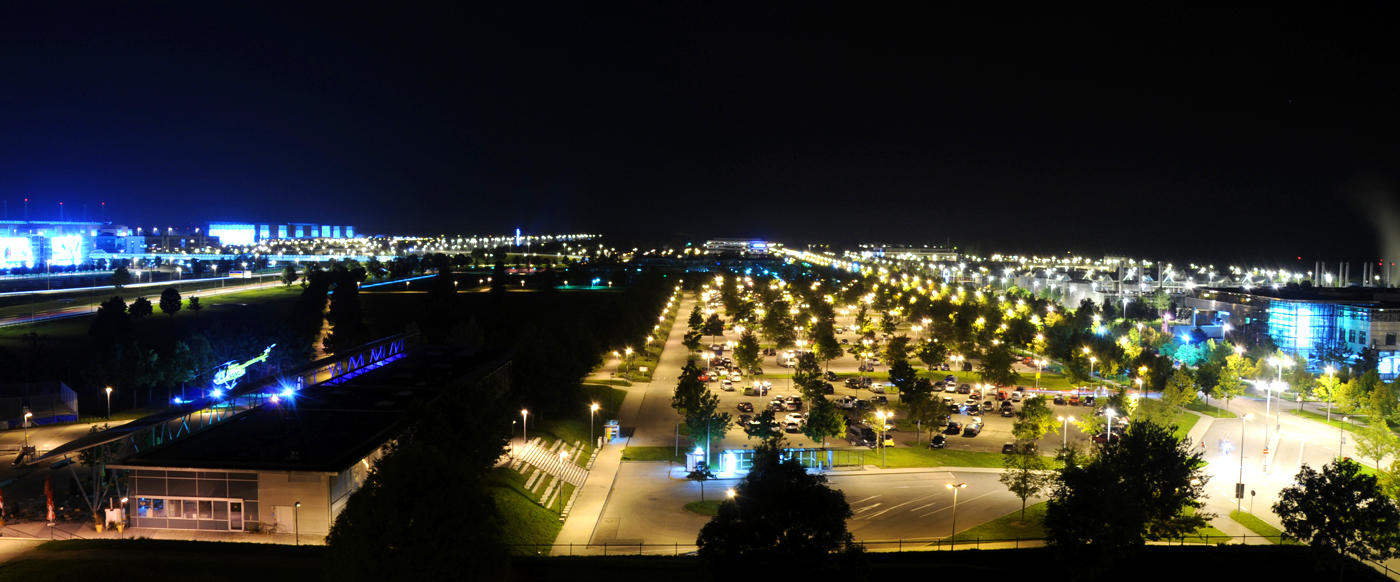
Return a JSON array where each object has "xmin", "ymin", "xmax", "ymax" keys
[{"xmin": 258, "ymin": 472, "xmax": 332, "ymax": 536}]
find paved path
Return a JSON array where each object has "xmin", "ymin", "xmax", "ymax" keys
[{"xmin": 555, "ymin": 292, "xmax": 689, "ymax": 549}]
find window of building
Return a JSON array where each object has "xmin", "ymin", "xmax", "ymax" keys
[
  {"xmin": 1387, "ymin": 333, "xmax": 1397, "ymax": 346},
  {"xmin": 1360, "ymin": 331, "xmax": 1368, "ymax": 346},
  {"xmin": 1349, "ymin": 329, "xmax": 1357, "ymax": 343}
]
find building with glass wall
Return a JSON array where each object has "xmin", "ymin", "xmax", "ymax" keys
[{"xmin": 1186, "ymin": 287, "xmax": 1400, "ymax": 379}]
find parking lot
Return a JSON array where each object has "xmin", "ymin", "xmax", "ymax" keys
[{"xmin": 695, "ymin": 323, "xmax": 1095, "ymax": 456}]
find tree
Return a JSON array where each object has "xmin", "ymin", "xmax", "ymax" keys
[
  {"xmin": 159, "ymin": 287, "xmax": 182, "ymax": 318},
  {"xmin": 977, "ymin": 343, "xmax": 1021, "ymax": 387},
  {"xmin": 1354, "ymin": 416, "xmax": 1399, "ymax": 471},
  {"xmin": 1216, "ymin": 350, "xmax": 1258, "ymax": 414},
  {"xmin": 802, "ymin": 398, "xmax": 846, "ymax": 449},
  {"xmin": 1274, "ymin": 460, "xmax": 1400, "ymax": 571},
  {"xmin": 734, "ymin": 330, "xmax": 761, "ymax": 372},
  {"xmin": 187, "ymin": 297, "xmax": 202, "ymax": 317},
  {"xmin": 916, "ymin": 339, "xmax": 949, "ymax": 371},
  {"xmin": 696, "ymin": 438, "xmax": 864, "ymax": 575},
  {"xmin": 1044, "ymin": 420, "xmax": 1212, "ymax": 562},
  {"xmin": 1000, "ymin": 446, "xmax": 1054, "ymax": 521},
  {"xmin": 128, "ymin": 297, "xmax": 153, "ymax": 319},
  {"xmin": 702, "ymin": 313, "xmax": 725, "ymax": 345},
  {"xmin": 326, "ymin": 386, "xmax": 511, "ymax": 581},
  {"xmin": 683, "ymin": 330, "xmax": 703, "ymax": 354},
  {"xmin": 1161, "ymin": 368, "xmax": 1198, "ymax": 410},
  {"xmin": 1013, "ymin": 395, "xmax": 1056, "ymax": 441},
  {"xmin": 813, "ymin": 322, "xmax": 844, "ymax": 371},
  {"xmin": 882, "ymin": 335, "xmax": 910, "ymax": 365},
  {"xmin": 281, "ymin": 264, "xmax": 299, "ymax": 289},
  {"xmin": 793, "ymin": 352, "xmax": 824, "ymax": 400},
  {"xmin": 490, "ymin": 259, "xmax": 506, "ymax": 293},
  {"xmin": 688, "ymin": 305, "xmax": 704, "ymax": 331},
  {"xmin": 110, "ymin": 266, "xmax": 131, "ymax": 290},
  {"xmin": 886, "ymin": 359, "xmax": 916, "ymax": 396},
  {"xmin": 88, "ymin": 296, "xmax": 133, "ymax": 346},
  {"xmin": 688, "ymin": 466, "xmax": 717, "ymax": 502}
]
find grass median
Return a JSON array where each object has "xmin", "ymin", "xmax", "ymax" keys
[
  {"xmin": 1185, "ymin": 400, "xmax": 1237, "ymax": 418},
  {"xmin": 622, "ymin": 446, "xmax": 687, "ymax": 463},
  {"xmin": 1229, "ymin": 510, "xmax": 1301, "ymax": 545}
]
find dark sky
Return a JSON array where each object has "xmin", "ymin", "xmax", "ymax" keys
[{"xmin": 3, "ymin": 3, "xmax": 1397, "ymax": 265}]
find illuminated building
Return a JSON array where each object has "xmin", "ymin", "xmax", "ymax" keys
[{"xmin": 1187, "ymin": 287, "xmax": 1400, "ymax": 378}]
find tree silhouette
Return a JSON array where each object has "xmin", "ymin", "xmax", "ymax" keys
[
  {"xmin": 159, "ymin": 287, "xmax": 182, "ymax": 318},
  {"xmin": 1275, "ymin": 459, "xmax": 1400, "ymax": 572}
]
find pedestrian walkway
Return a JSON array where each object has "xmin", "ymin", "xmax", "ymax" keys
[
  {"xmin": 555, "ymin": 293, "xmax": 690, "ymax": 553},
  {"xmin": 0, "ymin": 521, "xmax": 316, "ymax": 545}
]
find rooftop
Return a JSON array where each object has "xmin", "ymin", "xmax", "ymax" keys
[{"xmin": 110, "ymin": 345, "xmax": 510, "ymax": 474}]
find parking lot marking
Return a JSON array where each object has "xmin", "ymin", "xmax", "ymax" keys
[
  {"xmin": 851, "ymin": 495, "xmax": 881, "ymax": 504},
  {"xmin": 909, "ymin": 502, "xmax": 937, "ymax": 512},
  {"xmin": 853, "ymin": 503, "xmax": 882, "ymax": 514},
  {"xmin": 860, "ymin": 494, "xmax": 937, "ymax": 520}
]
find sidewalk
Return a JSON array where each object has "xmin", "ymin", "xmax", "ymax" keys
[
  {"xmin": 555, "ymin": 292, "xmax": 688, "ymax": 551},
  {"xmin": 0, "ymin": 520, "xmax": 317, "ymax": 545}
]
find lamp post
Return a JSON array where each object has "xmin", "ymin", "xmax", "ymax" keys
[
  {"xmin": 293, "ymin": 501, "xmax": 300, "ymax": 546},
  {"xmin": 1105, "ymin": 409, "xmax": 1117, "ymax": 443},
  {"xmin": 590, "ymin": 403, "xmax": 600, "ymax": 448},
  {"xmin": 1267, "ymin": 357, "xmax": 1291, "ymax": 441},
  {"xmin": 105, "ymin": 387, "xmax": 113, "ymax": 419},
  {"xmin": 1088, "ymin": 356, "xmax": 1097, "ymax": 395},
  {"xmin": 23, "ymin": 412, "xmax": 33, "ymax": 451},
  {"xmin": 1237, "ymin": 413, "xmax": 1253, "ymax": 513},
  {"xmin": 946, "ymin": 482, "xmax": 967, "ymax": 540},
  {"xmin": 1340, "ymin": 417, "xmax": 1349, "ymax": 461},
  {"xmin": 1058, "ymin": 416, "xmax": 1074, "ymax": 449},
  {"xmin": 521, "ymin": 409, "xmax": 529, "ymax": 447},
  {"xmin": 876, "ymin": 411, "xmax": 888, "ymax": 468}
]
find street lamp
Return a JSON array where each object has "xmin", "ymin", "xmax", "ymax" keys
[
  {"xmin": 726, "ymin": 488, "xmax": 735, "ymax": 499},
  {"xmin": 1266, "ymin": 357, "xmax": 1291, "ymax": 441},
  {"xmin": 1340, "ymin": 417, "xmax": 1349, "ymax": 461},
  {"xmin": 1058, "ymin": 416, "xmax": 1074, "ymax": 449},
  {"xmin": 1105, "ymin": 409, "xmax": 1116, "ymax": 444},
  {"xmin": 875, "ymin": 411, "xmax": 889, "ymax": 468},
  {"xmin": 1088, "ymin": 356, "xmax": 1097, "ymax": 394},
  {"xmin": 293, "ymin": 501, "xmax": 301, "ymax": 546},
  {"xmin": 590, "ymin": 403, "xmax": 600, "ymax": 447},
  {"xmin": 23, "ymin": 412, "xmax": 33, "ymax": 451},
  {"xmin": 946, "ymin": 482, "xmax": 967, "ymax": 540},
  {"xmin": 521, "ymin": 409, "xmax": 529, "ymax": 446},
  {"xmin": 105, "ymin": 387, "xmax": 113, "ymax": 419},
  {"xmin": 1237, "ymin": 413, "xmax": 1253, "ymax": 513}
]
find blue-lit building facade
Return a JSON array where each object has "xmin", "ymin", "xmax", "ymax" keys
[
  {"xmin": 1187, "ymin": 288, "xmax": 1400, "ymax": 379},
  {"xmin": 0, "ymin": 220, "xmax": 107, "ymax": 270},
  {"xmin": 209, "ymin": 222, "xmax": 356, "ymax": 246}
]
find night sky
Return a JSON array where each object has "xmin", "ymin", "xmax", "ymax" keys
[{"xmin": 3, "ymin": 4, "xmax": 1397, "ymax": 265}]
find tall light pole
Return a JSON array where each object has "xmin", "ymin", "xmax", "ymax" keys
[
  {"xmin": 105, "ymin": 387, "xmax": 113, "ymax": 419},
  {"xmin": 293, "ymin": 501, "xmax": 301, "ymax": 546},
  {"xmin": 946, "ymin": 482, "xmax": 967, "ymax": 540},
  {"xmin": 521, "ymin": 409, "xmax": 529, "ymax": 447},
  {"xmin": 1058, "ymin": 416, "xmax": 1074, "ymax": 449},
  {"xmin": 1340, "ymin": 417, "xmax": 1349, "ymax": 461},
  {"xmin": 590, "ymin": 403, "xmax": 600, "ymax": 447},
  {"xmin": 1105, "ymin": 409, "xmax": 1116, "ymax": 444},
  {"xmin": 1237, "ymin": 413, "xmax": 1253, "ymax": 513},
  {"xmin": 1267, "ymin": 357, "xmax": 1291, "ymax": 441},
  {"xmin": 876, "ymin": 411, "xmax": 888, "ymax": 468},
  {"xmin": 23, "ymin": 412, "xmax": 33, "ymax": 451},
  {"xmin": 1088, "ymin": 357, "xmax": 1097, "ymax": 395}
]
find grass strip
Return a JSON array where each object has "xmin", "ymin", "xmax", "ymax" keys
[
  {"xmin": 684, "ymin": 500, "xmax": 722, "ymax": 516},
  {"xmin": 1229, "ymin": 510, "xmax": 1302, "ymax": 545}
]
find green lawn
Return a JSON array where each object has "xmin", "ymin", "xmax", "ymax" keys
[
  {"xmin": 877, "ymin": 446, "xmax": 1063, "ymax": 469},
  {"xmin": 527, "ymin": 385, "xmax": 628, "ymax": 466},
  {"xmin": 1183, "ymin": 521, "xmax": 1232, "ymax": 544},
  {"xmin": 1229, "ymin": 510, "xmax": 1302, "ymax": 545},
  {"xmin": 684, "ymin": 500, "xmax": 722, "ymax": 516},
  {"xmin": 621, "ymin": 446, "xmax": 687, "ymax": 463},
  {"xmin": 1172, "ymin": 413, "xmax": 1201, "ymax": 441},
  {"xmin": 946, "ymin": 501, "xmax": 1047, "ymax": 541},
  {"xmin": 1185, "ymin": 400, "xmax": 1237, "ymax": 418},
  {"xmin": 485, "ymin": 467, "xmax": 566, "ymax": 554},
  {"xmin": 1288, "ymin": 409, "xmax": 1386, "ymax": 434}
]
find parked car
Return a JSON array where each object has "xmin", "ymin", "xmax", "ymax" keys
[
  {"xmin": 739, "ymin": 414, "xmax": 752, "ymax": 424},
  {"xmin": 784, "ymin": 422, "xmax": 801, "ymax": 433},
  {"xmin": 1052, "ymin": 394, "xmax": 1066, "ymax": 405},
  {"xmin": 1001, "ymin": 407, "xmax": 1015, "ymax": 418},
  {"xmin": 823, "ymin": 383, "xmax": 836, "ymax": 395},
  {"xmin": 961, "ymin": 361, "xmax": 973, "ymax": 372},
  {"xmin": 1082, "ymin": 396, "xmax": 1097, "ymax": 407},
  {"xmin": 824, "ymin": 371, "xmax": 839, "ymax": 381},
  {"xmin": 737, "ymin": 402, "xmax": 754, "ymax": 413},
  {"xmin": 996, "ymin": 389, "xmax": 1009, "ymax": 401},
  {"xmin": 944, "ymin": 383, "xmax": 958, "ymax": 393},
  {"xmin": 982, "ymin": 400, "xmax": 995, "ymax": 412},
  {"xmin": 963, "ymin": 423, "xmax": 983, "ymax": 437},
  {"xmin": 870, "ymin": 384, "xmax": 886, "ymax": 394},
  {"xmin": 1010, "ymin": 390, "xmax": 1024, "ymax": 402},
  {"xmin": 957, "ymin": 383, "xmax": 972, "ymax": 394},
  {"xmin": 743, "ymin": 386, "xmax": 760, "ymax": 396},
  {"xmin": 929, "ymin": 434, "xmax": 948, "ymax": 449},
  {"xmin": 721, "ymin": 380, "xmax": 734, "ymax": 391},
  {"xmin": 836, "ymin": 396, "xmax": 857, "ymax": 409},
  {"xmin": 848, "ymin": 423, "xmax": 878, "ymax": 448},
  {"xmin": 1002, "ymin": 442, "xmax": 1017, "ymax": 454},
  {"xmin": 968, "ymin": 406, "xmax": 982, "ymax": 416},
  {"xmin": 871, "ymin": 395, "xmax": 888, "ymax": 405},
  {"xmin": 940, "ymin": 363, "xmax": 951, "ymax": 371},
  {"xmin": 944, "ymin": 421, "xmax": 964, "ymax": 435}
]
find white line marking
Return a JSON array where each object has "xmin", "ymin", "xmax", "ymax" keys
[
  {"xmin": 852, "ymin": 495, "xmax": 881, "ymax": 504},
  {"xmin": 853, "ymin": 503, "xmax": 882, "ymax": 513}
]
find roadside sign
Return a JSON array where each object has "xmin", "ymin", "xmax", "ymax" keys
[
  {"xmin": 639, "ymin": 367, "xmax": 648, "ymax": 373},
  {"xmin": 1235, "ymin": 483, "xmax": 1245, "ymax": 498}
]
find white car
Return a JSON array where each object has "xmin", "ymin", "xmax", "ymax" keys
[
  {"xmin": 1010, "ymin": 390, "xmax": 1024, "ymax": 402},
  {"xmin": 870, "ymin": 384, "xmax": 886, "ymax": 394},
  {"xmin": 836, "ymin": 396, "xmax": 857, "ymax": 409},
  {"xmin": 784, "ymin": 413, "xmax": 806, "ymax": 425},
  {"xmin": 722, "ymin": 380, "xmax": 734, "ymax": 391}
]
